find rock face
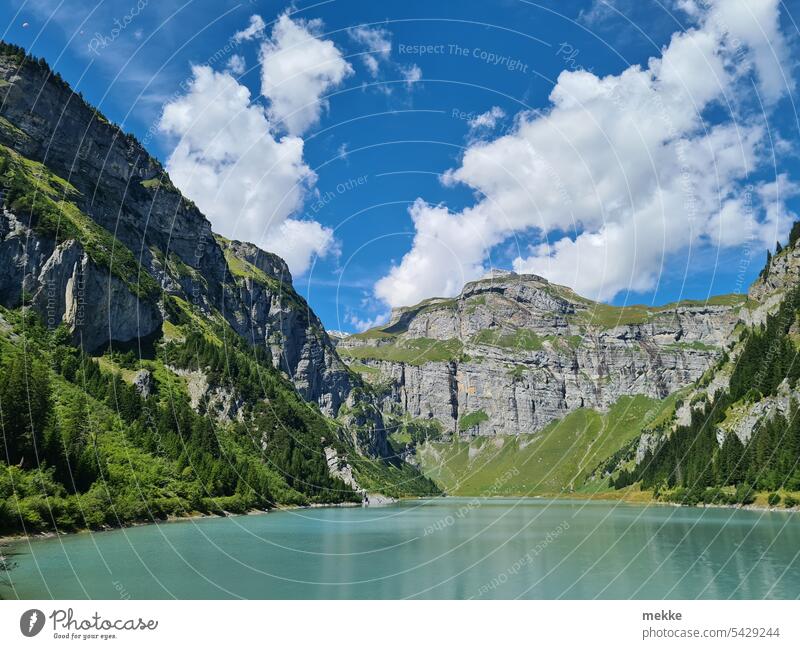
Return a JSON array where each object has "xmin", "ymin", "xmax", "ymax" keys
[
  {"xmin": 0, "ymin": 49, "xmax": 384, "ymax": 455},
  {"xmin": 631, "ymin": 241, "xmax": 800, "ymax": 464},
  {"xmin": 338, "ymin": 272, "xmax": 744, "ymax": 438},
  {"xmin": 0, "ymin": 209, "xmax": 163, "ymax": 346}
]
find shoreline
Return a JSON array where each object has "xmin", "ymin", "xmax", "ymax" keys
[
  {"xmin": 0, "ymin": 499, "xmax": 369, "ymax": 546},
  {"xmin": 3, "ymin": 491, "xmax": 796, "ymax": 547}
]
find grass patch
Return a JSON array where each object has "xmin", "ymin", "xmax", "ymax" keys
[
  {"xmin": 0, "ymin": 115, "xmax": 27, "ymax": 142},
  {"xmin": 418, "ymin": 394, "xmax": 665, "ymax": 495},
  {"xmin": 347, "ymin": 361, "xmax": 381, "ymax": 376},
  {"xmin": 221, "ymin": 246, "xmax": 279, "ymax": 289},
  {"xmin": 663, "ymin": 341, "xmax": 718, "ymax": 352},
  {"xmin": 576, "ymin": 294, "xmax": 747, "ymax": 329},
  {"xmin": 473, "ymin": 328, "xmax": 549, "ymax": 351},
  {"xmin": 338, "ymin": 337, "xmax": 463, "ymax": 365},
  {"xmin": 139, "ymin": 175, "xmax": 177, "ymax": 193},
  {"xmin": 458, "ymin": 409, "xmax": 489, "ymax": 432},
  {"xmin": 349, "ymin": 328, "xmax": 397, "ymax": 341},
  {"xmin": 95, "ymin": 356, "xmax": 139, "ymax": 383},
  {"xmin": 508, "ymin": 365, "xmax": 526, "ymax": 381}
]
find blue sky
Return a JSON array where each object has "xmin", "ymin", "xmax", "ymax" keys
[{"xmin": 2, "ymin": 0, "xmax": 799, "ymax": 332}]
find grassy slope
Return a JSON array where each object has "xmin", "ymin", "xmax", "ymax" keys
[
  {"xmin": 417, "ymin": 395, "xmax": 674, "ymax": 496},
  {"xmin": 338, "ymin": 337, "xmax": 463, "ymax": 365},
  {"xmin": 347, "ymin": 455, "xmax": 442, "ymax": 499},
  {"xmin": 575, "ymin": 294, "xmax": 747, "ymax": 329},
  {"xmin": 0, "ymin": 144, "xmax": 160, "ymax": 299}
]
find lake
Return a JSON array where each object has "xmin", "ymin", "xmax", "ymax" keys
[{"xmin": 3, "ymin": 498, "xmax": 799, "ymax": 599}]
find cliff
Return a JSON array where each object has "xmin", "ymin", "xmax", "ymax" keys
[
  {"xmin": 338, "ymin": 271, "xmax": 743, "ymax": 438},
  {"xmin": 0, "ymin": 44, "xmax": 387, "ymax": 460}
]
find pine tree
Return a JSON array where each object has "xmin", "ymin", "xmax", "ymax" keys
[
  {"xmin": 789, "ymin": 221, "xmax": 800, "ymax": 248},
  {"xmin": 0, "ymin": 351, "xmax": 52, "ymax": 467}
]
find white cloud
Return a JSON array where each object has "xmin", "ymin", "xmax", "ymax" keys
[
  {"xmin": 274, "ymin": 219, "xmax": 339, "ymax": 276},
  {"xmin": 347, "ymin": 310, "xmax": 390, "ymax": 332},
  {"xmin": 469, "ymin": 106, "xmax": 505, "ymax": 132},
  {"xmin": 226, "ymin": 54, "xmax": 246, "ymax": 75},
  {"xmin": 347, "ymin": 25, "xmax": 392, "ymax": 77},
  {"xmin": 260, "ymin": 12, "xmax": 353, "ymax": 135},
  {"xmin": 159, "ymin": 65, "xmax": 334, "ymax": 277},
  {"xmin": 374, "ymin": 200, "xmax": 491, "ymax": 306},
  {"xmin": 705, "ymin": 0, "xmax": 795, "ymax": 104},
  {"xmin": 400, "ymin": 63, "xmax": 422, "ymax": 89},
  {"xmin": 347, "ymin": 25, "xmax": 423, "ymax": 91},
  {"xmin": 374, "ymin": 0, "xmax": 795, "ymax": 307},
  {"xmin": 233, "ymin": 14, "xmax": 266, "ymax": 43},
  {"xmin": 578, "ymin": 0, "xmax": 620, "ymax": 25}
]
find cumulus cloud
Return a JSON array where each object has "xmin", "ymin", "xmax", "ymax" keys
[
  {"xmin": 374, "ymin": 0, "xmax": 796, "ymax": 307},
  {"xmin": 159, "ymin": 65, "xmax": 334, "ymax": 277},
  {"xmin": 260, "ymin": 12, "xmax": 353, "ymax": 135},
  {"xmin": 233, "ymin": 14, "xmax": 266, "ymax": 43},
  {"xmin": 347, "ymin": 25, "xmax": 392, "ymax": 77}
]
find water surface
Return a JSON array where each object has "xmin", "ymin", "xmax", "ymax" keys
[{"xmin": 4, "ymin": 498, "xmax": 799, "ymax": 599}]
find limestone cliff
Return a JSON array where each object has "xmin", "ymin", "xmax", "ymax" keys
[
  {"xmin": 0, "ymin": 45, "xmax": 385, "ymax": 458},
  {"xmin": 337, "ymin": 271, "xmax": 744, "ymax": 438}
]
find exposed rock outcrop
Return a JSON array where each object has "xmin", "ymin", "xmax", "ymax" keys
[
  {"xmin": 0, "ymin": 49, "xmax": 388, "ymax": 458},
  {"xmin": 338, "ymin": 272, "xmax": 743, "ymax": 438}
]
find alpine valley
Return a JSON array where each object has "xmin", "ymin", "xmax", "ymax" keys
[{"xmin": 1, "ymin": 40, "xmax": 800, "ymax": 544}]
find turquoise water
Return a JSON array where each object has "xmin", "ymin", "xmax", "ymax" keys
[{"xmin": 4, "ymin": 498, "xmax": 799, "ymax": 599}]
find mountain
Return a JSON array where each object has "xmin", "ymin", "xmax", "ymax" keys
[
  {"xmin": 335, "ymin": 244, "xmax": 800, "ymax": 504},
  {"xmin": 0, "ymin": 44, "xmax": 355, "ymax": 418},
  {"xmin": 610, "ymin": 231, "xmax": 800, "ymax": 506},
  {"xmin": 337, "ymin": 270, "xmax": 743, "ymax": 437},
  {"xmin": 0, "ymin": 42, "xmax": 437, "ymax": 535}
]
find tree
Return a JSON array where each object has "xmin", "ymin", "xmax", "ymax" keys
[
  {"xmin": 761, "ymin": 250, "xmax": 772, "ymax": 279},
  {"xmin": 789, "ymin": 220, "xmax": 800, "ymax": 248},
  {"xmin": 716, "ymin": 433, "xmax": 745, "ymax": 485},
  {"xmin": 0, "ymin": 351, "xmax": 52, "ymax": 467}
]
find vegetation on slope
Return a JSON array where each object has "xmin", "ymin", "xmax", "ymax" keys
[
  {"xmin": 0, "ymin": 306, "xmax": 364, "ymax": 536},
  {"xmin": 612, "ymin": 244, "xmax": 800, "ymax": 505},
  {"xmin": 338, "ymin": 337, "xmax": 464, "ymax": 365},
  {"xmin": 0, "ymin": 43, "xmax": 439, "ymax": 545},
  {"xmin": 458, "ymin": 409, "xmax": 489, "ymax": 432},
  {"xmin": 0, "ymin": 145, "xmax": 160, "ymax": 299},
  {"xmin": 417, "ymin": 395, "xmax": 671, "ymax": 495},
  {"xmin": 575, "ymin": 293, "xmax": 748, "ymax": 329},
  {"xmin": 345, "ymin": 455, "xmax": 441, "ymax": 499}
]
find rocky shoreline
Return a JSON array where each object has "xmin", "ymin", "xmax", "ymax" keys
[
  {"xmin": 4, "ymin": 492, "xmax": 796, "ymax": 548},
  {"xmin": 0, "ymin": 499, "xmax": 385, "ymax": 546}
]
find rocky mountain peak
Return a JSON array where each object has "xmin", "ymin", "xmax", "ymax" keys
[
  {"xmin": 0, "ymin": 43, "xmax": 388, "ymax": 455},
  {"xmin": 338, "ymin": 267, "xmax": 744, "ymax": 438}
]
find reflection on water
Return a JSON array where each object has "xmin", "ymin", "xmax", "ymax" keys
[{"xmin": 4, "ymin": 499, "xmax": 799, "ymax": 599}]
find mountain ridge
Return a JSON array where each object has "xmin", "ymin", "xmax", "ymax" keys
[
  {"xmin": 337, "ymin": 268, "xmax": 744, "ymax": 438},
  {"xmin": 0, "ymin": 42, "xmax": 440, "ymax": 537}
]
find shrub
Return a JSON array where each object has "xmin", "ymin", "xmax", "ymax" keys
[
  {"xmin": 458, "ymin": 409, "xmax": 489, "ymax": 432},
  {"xmin": 783, "ymin": 494, "xmax": 798, "ymax": 508},
  {"xmin": 735, "ymin": 483, "xmax": 756, "ymax": 505},
  {"xmin": 767, "ymin": 492, "xmax": 781, "ymax": 507}
]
